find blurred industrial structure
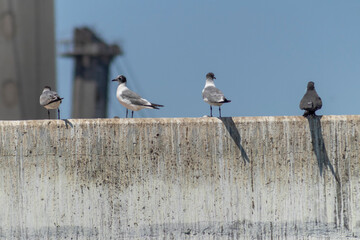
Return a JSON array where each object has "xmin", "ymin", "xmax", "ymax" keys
[
  {"xmin": 0, "ymin": 0, "xmax": 55, "ymax": 120},
  {"xmin": 0, "ymin": 1, "xmax": 122, "ymax": 119},
  {"xmin": 62, "ymin": 27, "xmax": 122, "ymax": 118}
]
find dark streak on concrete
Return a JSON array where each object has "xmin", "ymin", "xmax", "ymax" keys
[
  {"xmin": 307, "ymin": 116, "xmax": 340, "ymax": 183},
  {"xmin": 220, "ymin": 117, "xmax": 250, "ymax": 164}
]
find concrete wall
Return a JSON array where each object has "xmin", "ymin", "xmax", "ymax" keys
[{"xmin": 0, "ymin": 116, "xmax": 359, "ymax": 239}]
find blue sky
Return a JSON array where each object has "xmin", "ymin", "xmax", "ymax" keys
[{"xmin": 56, "ymin": 1, "xmax": 360, "ymax": 119}]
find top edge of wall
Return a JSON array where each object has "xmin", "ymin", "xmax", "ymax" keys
[{"xmin": 0, "ymin": 115, "xmax": 359, "ymax": 127}]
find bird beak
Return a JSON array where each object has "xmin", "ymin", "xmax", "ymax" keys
[
  {"xmin": 214, "ymin": 77, "xmax": 216, "ymax": 79},
  {"xmin": 111, "ymin": 79, "xmax": 117, "ymax": 82}
]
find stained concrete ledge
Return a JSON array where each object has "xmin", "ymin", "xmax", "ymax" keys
[{"xmin": 0, "ymin": 116, "xmax": 359, "ymax": 239}]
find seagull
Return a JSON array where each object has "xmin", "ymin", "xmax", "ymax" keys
[
  {"xmin": 299, "ymin": 81, "xmax": 322, "ymax": 117},
  {"xmin": 39, "ymin": 86, "xmax": 63, "ymax": 119},
  {"xmin": 112, "ymin": 75, "xmax": 164, "ymax": 118},
  {"xmin": 202, "ymin": 72, "xmax": 231, "ymax": 117}
]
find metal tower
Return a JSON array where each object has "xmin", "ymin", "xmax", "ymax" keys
[{"xmin": 62, "ymin": 27, "xmax": 122, "ymax": 118}]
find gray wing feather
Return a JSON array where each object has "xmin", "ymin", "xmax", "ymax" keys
[
  {"xmin": 202, "ymin": 86, "xmax": 225, "ymax": 103},
  {"xmin": 299, "ymin": 90, "xmax": 322, "ymax": 111},
  {"xmin": 121, "ymin": 89, "xmax": 150, "ymax": 106},
  {"xmin": 40, "ymin": 91, "xmax": 62, "ymax": 106},
  {"xmin": 299, "ymin": 95, "xmax": 312, "ymax": 110}
]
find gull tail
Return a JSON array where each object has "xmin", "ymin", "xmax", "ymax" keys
[
  {"xmin": 149, "ymin": 103, "xmax": 164, "ymax": 110},
  {"xmin": 221, "ymin": 98, "xmax": 231, "ymax": 103},
  {"xmin": 49, "ymin": 97, "xmax": 64, "ymax": 104}
]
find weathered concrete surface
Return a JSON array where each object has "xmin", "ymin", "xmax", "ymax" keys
[{"xmin": 0, "ymin": 116, "xmax": 359, "ymax": 239}]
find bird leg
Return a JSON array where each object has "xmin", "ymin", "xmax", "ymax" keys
[
  {"xmin": 210, "ymin": 106, "xmax": 213, "ymax": 117},
  {"xmin": 58, "ymin": 109, "xmax": 60, "ymax": 120},
  {"xmin": 126, "ymin": 109, "xmax": 128, "ymax": 118},
  {"xmin": 219, "ymin": 107, "xmax": 222, "ymax": 118},
  {"xmin": 48, "ymin": 110, "xmax": 50, "ymax": 119},
  {"xmin": 132, "ymin": 111, "xmax": 134, "ymax": 118}
]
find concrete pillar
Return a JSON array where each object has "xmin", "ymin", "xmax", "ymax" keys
[{"xmin": 0, "ymin": 0, "xmax": 55, "ymax": 120}]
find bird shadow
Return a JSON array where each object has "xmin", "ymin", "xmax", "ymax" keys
[
  {"xmin": 219, "ymin": 117, "xmax": 250, "ymax": 164},
  {"xmin": 307, "ymin": 116, "xmax": 340, "ymax": 183},
  {"xmin": 62, "ymin": 119, "xmax": 74, "ymax": 129}
]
